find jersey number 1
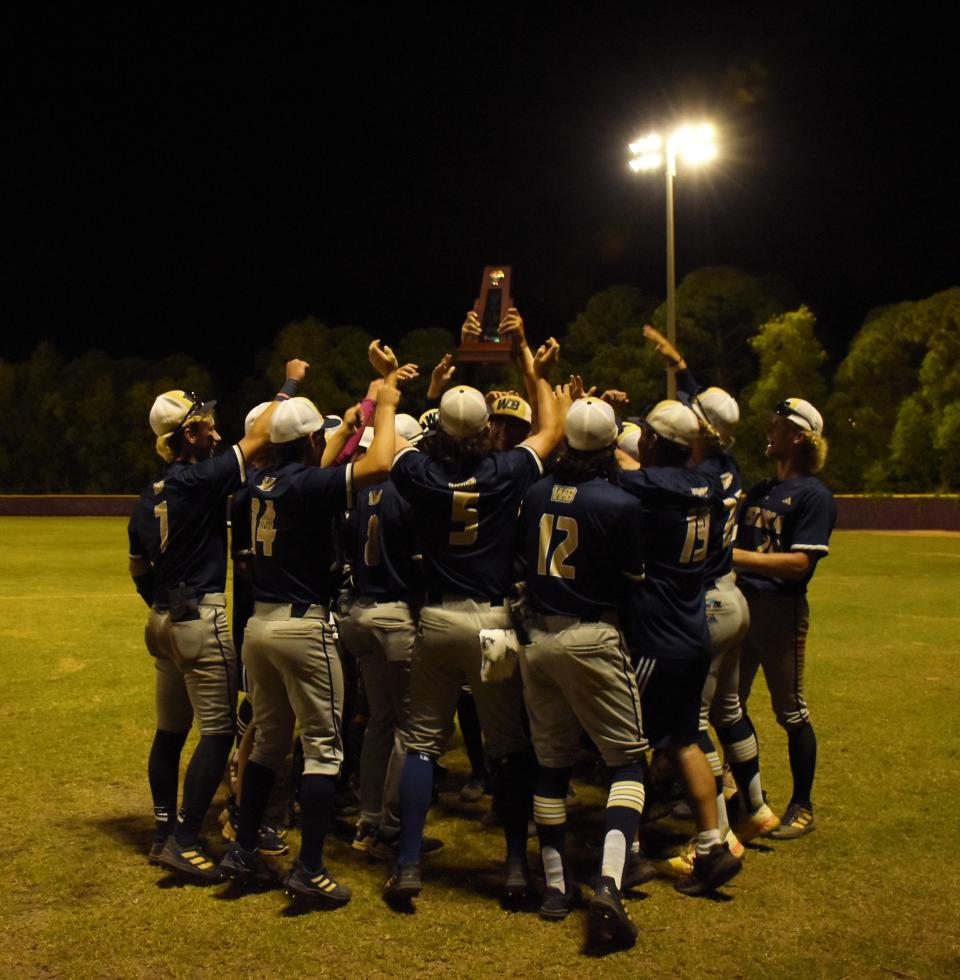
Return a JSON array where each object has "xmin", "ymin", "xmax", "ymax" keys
[
  {"xmin": 680, "ymin": 507, "xmax": 710, "ymax": 564},
  {"xmin": 250, "ymin": 499, "xmax": 277, "ymax": 556},
  {"xmin": 537, "ymin": 514, "xmax": 578, "ymax": 579}
]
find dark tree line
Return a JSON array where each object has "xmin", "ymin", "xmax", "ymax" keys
[{"xmin": 1, "ymin": 270, "xmax": 956, "ymax": 494}]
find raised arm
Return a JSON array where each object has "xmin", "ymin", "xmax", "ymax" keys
[
  {"xmin": 238, "ymin": 358, "xmax": 309, "ymax": 461},
  {"xmin": 520, "ymin": 337, "xmax": 563, "ymax": 461},
  {"xmin": 498, "ymin": 307, "xmax": 540, "ymax": 431}
]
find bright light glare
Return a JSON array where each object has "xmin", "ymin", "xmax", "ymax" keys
[
  {"xmin": 684, "ymin": 142, "xmax": 717, "ymax": 165},
  {"xmin": 668, "ymin": 121, "xmax": 716, "ymax": 163},
  {"xmin": 628, "ymin": 133, "xmax": 662, "ymax": 155},
  {"xmin": 629, "ymin": 152, "xmax": 664, "ymax": 172}
]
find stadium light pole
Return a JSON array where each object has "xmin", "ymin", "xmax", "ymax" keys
[{"xmin": 629, "ymin": 123, "xmax": 717, "ymax": 399}]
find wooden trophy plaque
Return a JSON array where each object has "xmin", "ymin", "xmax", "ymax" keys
[{"xmin": 457, "ymin": 265, "xmax": 516, "ymax": 363}]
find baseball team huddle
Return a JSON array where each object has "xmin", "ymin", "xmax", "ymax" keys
[{"xmin": 127, "ymin": 308, "xmax": 835, "ymax": 951}]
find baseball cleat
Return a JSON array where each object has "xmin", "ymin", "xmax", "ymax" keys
[
  {"xmin": 219, "ymin": 843, "xmax": 278, "ymax": 888},
  {"xmin": 722, "ymin": 764, "xmax": 738, "ymax": 801},
  {"xmin": 504, "ymin": 859, "xmax": 530, "ymax": 900},
  {"xmin": 219, "ymin": 803, "xmax": 290, "ymax": 856},
  {"xmin": 459, "ymin": 778, "xmax": 489, "ymax": 803},
  {"xmin": 539, "ymin": 881, "xmax": 581, "ymax": 921},
  {"xmin": 724, "ymin": 828, "xmax": 745, "ymax": 859},
  {"xmin": 284, "ymin": 861, "xmax": 351, "ymax": 908},
  {"xmin": 587, "ymin": 877, "xmax": 637, "ymax": 949},
  {"xmin": 148, "ymin": 837, "xmax": 166, "ymax": 866},
  {"xmin": 768, "ymin": 803, "xmax": 815, "ymax": 839},
  {"xmin": 351, "ymin": 822, "xmax": 378, "ymax": 853},
  {"xmin": 367, "ymin": 833, "xmax": 444, "ymax": 860},
  {"xmin": 674, "ymin": 842, "xmax": 742, "ymax": 896},
  {"xmin": 663, "ymin": 838, "xmax": 696, "ymax": 878},
  {"xmin": 156, "ymin": 837, "xmax": 225, "ymax": 884},
  {"xmin": 622, "ymin": 847, "xmax": 658, "ymax": 889},
  {"xmin": 734, "ymin": 801, "xmax": 780, "ymax": 843},
  {"xmin": 383, "ymin": 863, "xmax": 422, "ymax": 904}
]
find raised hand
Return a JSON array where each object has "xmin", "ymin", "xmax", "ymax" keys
[
  {"xmin": 428, "ymin": 353, "xmax": 456, "ymax": 398},
  {"xmin": 569, "ymin": 375, "xmax": 597, "ymax": 401},
  {"xmin": 601, "ymin": 389, "xmax": 630, "ymax": 406},
  {"xmin": 285, "ymin": 358, "xmax": 309, "ymax": 381},
  {"xmin": 533, "ymin": 337, "xmax": 560, "ymax": 379},
  {"xmin": 396, "ymin": 363, "xmax": 420, "ymax": 385},
  {"xmin": 497, "ymin": 307, "xmax": 527, "ymax": 346},
  {"xmin": 553, "ymin": 383, "xmax": 574, "ymax": 415},
  {"xmin": 368, "ymin": 339, "xmax": 400, "ymax": 377},
  {"xmin": 461, "ymin": 311, "xmax": 482, "ymax": 343},
  {"xmin": 643, "ymin": 324, "xmax": 684, "ymax": 368}
]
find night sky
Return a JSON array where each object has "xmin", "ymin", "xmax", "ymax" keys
[{"xmin": 5, "ymin": 5, "xmax": 958, "ymax": 382}]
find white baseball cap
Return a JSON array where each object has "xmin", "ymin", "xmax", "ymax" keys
[
  {"xmin": 618, "ymin": 422, "xmax": 642, "ymax": 461},
  {"xmin": 270, "ymin": 397, "xmax": 324, "ymax": 444},
  {"xmin": 243, "ymin": 401, "xmax": 272, "ymax": 436},
  {"xmin": 644, "ymin": 400, "xmax": 701, "ymax": 448},
  {"xmin": 565, "ymin": 397, "xmax": 618, "ymax": 451},
  {"xmin": 359, "ymin": 413, "xmax": 424, "ymax": 449},
  {"xmin": 439, "ymin": 386, "xmax": 489, "ymax": 438},
  {"xmin": 692, "ymin": 387, "xmax": 740, "ymax": 447},
  {"xmin": 149, "ymin": 390, "xmax": 216, "ymax": 436},
  {"xmin": 775, "ymin": 397, "xmax": 824, "ymax": 434}
]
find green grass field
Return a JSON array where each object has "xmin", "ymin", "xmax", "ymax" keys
[{"xmin": 1, "ymin": 519, "xmax": 958, "ymax": 978}]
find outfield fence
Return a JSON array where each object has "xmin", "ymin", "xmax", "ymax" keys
[{"xmin": 1, "ymin": 493, "xmax": 959, "ymax": 530}]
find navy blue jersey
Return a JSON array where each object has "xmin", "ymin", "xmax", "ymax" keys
[
  {"xmin": 347, "ymin": 480, "xmax": 423, "ymax": 600},
  {"xmin": 620, "ymin": 466, "xmax": 721, "ymax": 660},
  {"xmin": 695, "ymin": 452, "xmax": 743, "ymax": 588},
  {"xmin": 519, "ymin": 475, "xmax": 645, "ymax": 620},
  {"xmin": 249, "ymin": 461, "xmax": 354, "ymax": 606},
  {"xmin": 230, "ymin": 485, "xmax": 254, "ymax": 560},
  {"xmin": 127, "ymin": 446, "xmax": 246, "ymax": 605},
  {"xmin": 391, "ymin": 444, "xmax": 543, "ymax": 599},
  {"xmin": 736, "ymin": 475, "xmax": 836, "ymax": 596}
]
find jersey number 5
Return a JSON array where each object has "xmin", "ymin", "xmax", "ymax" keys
[
  {"xmin": 449, "ymin": 491, "xmax": 479, "ymax": 546},
  {"xmin": 250, "ymin": 499, "xmax": 278, "ymax": 556},
  {"xmin": 538, "ymin": 513, "xmax": 578, "ymax": 579}
]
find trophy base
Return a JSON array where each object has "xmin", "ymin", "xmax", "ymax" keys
[{"xmin": 457, "ymin": 341, "xmax": 514, "ymax": 364}]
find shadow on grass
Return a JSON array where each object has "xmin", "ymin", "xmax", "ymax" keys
[{"xmin": 90, "ymin": 812, "xmax": 155, "ymax": 856}]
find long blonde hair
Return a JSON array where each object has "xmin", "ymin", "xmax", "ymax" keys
[{"xmin": 799, "ymin": 430, "xmax": 829, "ymax": 473}]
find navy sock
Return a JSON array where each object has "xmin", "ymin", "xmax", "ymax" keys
[
  {"xmin": 787, "ymin": 721, "xmax": 817, "ymax": 807},
  {"xmin": 534, "ymin": 766, "xmax": 571, "ymax": 879},
  {"xmin": 148, "ymin": 729, "xmax": 188, "ymax": 840},
  {"xmin": 602, "ymin": 761, "xmax": 646, "ymax": 887},
  {"xmin": 177, "ymin": 733, "xmax": 233, "ymax": 846},
  {"xmin": 493, "ymin": 749, "xmax": 536, "ymax": 864},
  {"xmin": 299, "ymin": 773, "xmax": 338, "ymax": 871},
  {"xmin": 237, "ymin": 760, "xmax": 276, "ymax": 851},
  {"xmin": 398, "ymin": 752, "xmax": 434, "ymax": 867},
  {"xmin": 718, "ymin": 714, "xmax": 764, "ymax": 811}
]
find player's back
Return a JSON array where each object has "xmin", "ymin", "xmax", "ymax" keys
[
  {"xmin": 619, "ymin": 465, "xmax": 720, "ymax": 660},
  {"xmin": 347, "ymin": 479, "xmax": 423, "ymax": 601},
  {"xmin": 128, "ymin": 448, "xmax": 244, "ymax": 604},
  {"xmin": 391, "ymin": 444, "xmax": 542, "ymax": 600},
  {"xmin": 248, "ymin": 460, "xmax": 352, "ymax": 607},
  {"xmin": 520, "ymin": 474, "xmax": 644, "ymax": 621},
  {"xmin": 695, "ymin": 451, "xmax": 743, "ymax": 587}
]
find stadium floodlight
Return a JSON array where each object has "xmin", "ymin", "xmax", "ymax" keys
[{"xmin": 629, "ymin": 121, "xmax": 718, "ymax": 398}]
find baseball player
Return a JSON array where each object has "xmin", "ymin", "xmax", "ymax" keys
[
  {"xmin": 641, "ymin": 326, "xmax": 779, "ymax": 859},
  {"xmin": 218, "ymin": 343, "xmax": 403, "ymax": 906},
  {"xmin": 619, "ymin": 400, "xmax": 743, "ymax": 896},
  {"xmin": 518, "ymin": 396, "xmax": 647, "ymax": 949},
  {"xmin": 127, "ymin": 359, "xmax": 306, "ymax": 882},
  {"xmin": 732, "ymin": 397, "xmax": 835, "ymax": 838},
  {"xmin": 383, "ymin": 325, "xmax": 563, "ymax": 908},
  {"xmin": 339, "ymin": 413, "xmax": 444, "ymax": 857}
]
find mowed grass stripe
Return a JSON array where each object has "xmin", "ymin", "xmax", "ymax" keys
[{"xmin": 0, "ymin": 518, "xmax": 958, "ymax": 978}]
